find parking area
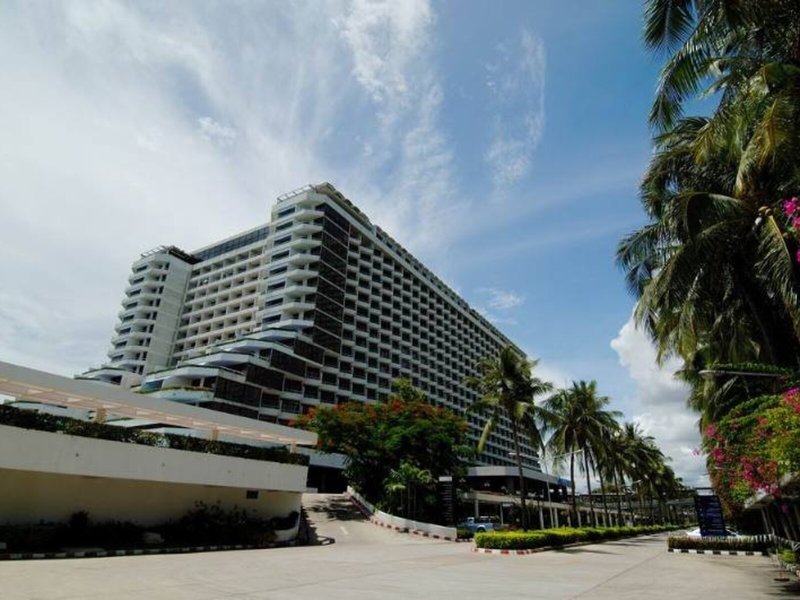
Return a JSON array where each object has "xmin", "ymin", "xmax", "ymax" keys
[{"xmin": 2, "ymin": 529, "xmax": 796, "ymax": 599}]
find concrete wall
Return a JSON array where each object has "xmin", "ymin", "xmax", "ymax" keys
[
  {"xmin": 348, "ymin": 487, "xmax": 457, "ymax": 540},
  {"xmin": 0, "ymin": 425, "xmax": 305, "ymax": 528},
  {"xmin": 0, "ymin": 425, "xmax": 308, "ymax": 491},
  {"xmin": 0, "ymin": 468, "xmax": 300, "ymax": 527}
]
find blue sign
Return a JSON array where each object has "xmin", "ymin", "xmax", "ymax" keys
[{"xmin": 694, "ymin": 495, "xmax": 726, "ymax": 537}]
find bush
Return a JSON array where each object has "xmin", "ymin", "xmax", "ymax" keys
[
  {"xmin": 667, "ymin": 535, "xmax": 770, "ymax": 552},
  {"xmin": 0, "ymin": 505, "xmax": 298, "ymax": 551},
  {"xmin": 0, "ymin": 404, "xmax": 308, "ymax": 466},
  {"xmin": 779, "ymin": 548, "xmax": 798, "ymax": 564},
  {"xmin": 456, "ymin": 527, "xmax": 473, "ymax": 540},
  {"xmin": 474, "ymin": 525, "xmax": 674, "ymax": 549}
]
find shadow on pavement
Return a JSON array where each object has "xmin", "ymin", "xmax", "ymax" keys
[
  {"xmin": 608, "ymin": 539, "xmax": 659, "ymax": 547},
  {"xmin": 556, "ymin": 547, "xmax": 616, "ymax": 555},
  {"xmin": 305, "ymin": 496, "xmax": 367, "ymax": 523},
  {"xmin": 764, "ymin": 578, "xmax": 800, "ymax": 597}
]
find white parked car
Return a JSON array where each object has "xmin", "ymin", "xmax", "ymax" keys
[{"xmin": 685, "ymin": 527, "xmax": 740, "ymax": 538}]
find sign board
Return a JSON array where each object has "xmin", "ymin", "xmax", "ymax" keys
[
  {"xmin": 694, "ymin": 494, "xmax": 726, "ymax": 536},
  {"xmin": 437, "ymin": 476, "xmax": 456, "ymax": 527}
]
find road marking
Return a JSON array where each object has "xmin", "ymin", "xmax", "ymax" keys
[{"xmin": 339, "ymin": 526, "xmax": 349, "ymax": 536}]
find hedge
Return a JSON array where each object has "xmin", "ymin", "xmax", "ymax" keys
[
  {"xmin": 474, "ymin": 525, "xmax": 675, "ymax": 550},
  {"xmin": 667, "ymin": 535, "xmax": 771, "ymax": 553},
  {"xmin": 0, "ymin": 504, "xmax": 300, "ymax": 552},
  {"xmin": 0, "ymin": 404, "xmax": 308, "ymax": 466}
]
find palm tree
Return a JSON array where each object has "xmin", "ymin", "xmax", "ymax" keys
[
  {"xmin": 617, "ymin": 114, "xmax": 800, "ymax": 370},
  {"xmin": 619, "ymin": 1, "xmax": 800, "ymax": 415},
  {"xmin": 466, "ymin": 347, "xmax": 553, "ymax": 530},
  {"xmin": 384, "ymin": 461, "xmax": 433, "ymax": 519},
  {"xmin": 620, "ymin": 422, "xmax": 670, "ymax": 524},
  {"xmin": 644, "ymin": 1, "xmax": 800, "ymax": 133},
  {"xmin": 598, "ymin": 428, "xmax": 628, "ymax": 525},
  {"xmin": 544, "ymin": 381, "xmax": 621, "ymax": 527},
  {"xmin": 593, "ymin": 421, "xmax": 624, "ymax": 526}
]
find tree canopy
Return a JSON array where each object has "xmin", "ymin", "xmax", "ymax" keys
[{"xmin": 296, "ymin": 379, "xmax": 471, "ymax": 505}]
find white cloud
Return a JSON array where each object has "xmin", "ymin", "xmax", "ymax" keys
[
  {"xmin": 478, "ymin": 287, "xmax": 525, "ymax": 310},
  {"xmin": 610, "ymin": 315, "xmax": 709, "ymax": 487},
  {"xmin": 485, "ymin": 137, "xmax": 531, "ymax": 188},
  {"xmin": 474, "ymin": 287, "xmax": 525, "ymax": 325},
  {"xmin": 533, "ymin": 360, "xmax": 573, "ymax": 390},
  {"xmin": 484, "ymin": 29, "xmax": 546, "ymax": 192},
  {"xmin": 336, "ymin": 0, "xmax": 433, "ymax": 107},
  {"xmin": 0, "ymin": 0, "xmax": 470, "ymax": 375},
  {"xmin": 198, "ymin": 117, "xmax": 237, "ymax": 148}
]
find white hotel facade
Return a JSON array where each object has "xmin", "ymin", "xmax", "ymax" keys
[{"xmin": 86, "ymin": 183, "xmax": 540, "ymax": 470}]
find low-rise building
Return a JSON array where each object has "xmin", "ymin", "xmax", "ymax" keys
[{"xmin": 0, "ymin": 361, "xmax": 315, "ymax": 538}]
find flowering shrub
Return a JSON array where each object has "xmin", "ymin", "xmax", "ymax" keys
[
  {"xmin": 781, "ymin": 196, "xmax": 800, "ymax": 264},
  {"xmin": 705, "ymin": 387, "xmax": 800, "ymax": 513},
  {"xmin": 296, "ymin": 379, "xmax": 470, "ymax": 507}
]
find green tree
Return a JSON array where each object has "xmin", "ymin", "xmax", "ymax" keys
[
  {"xmin": 384, "ymin": 461, "xmax": 434, "ymax": 519},
  {"xmin": 593, "ymin": 420, "xmax": 623, "ymax": 525},
  {"xmin": 544, "ymin": 381, "xmax": 621, "ymax": 527},
  {"xmin": 296, "ymin": 379, "xmax": 470, "ymax": 509},
  {"xmin": 619, "ymin": 0, "xmax": 800, "ymax": 437},
  {"xmin": 620, "ymin": 422, "xmax": 672, "ymax": 524},
  {"xmin": 466, "ymin": 346, "xmax": 553, "ymax": 531}
]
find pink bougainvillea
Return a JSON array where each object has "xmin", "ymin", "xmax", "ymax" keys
[
  {"xmin": 784, "ymin": 197, "xmax": 799, "ymax": 217},
  {"xmin": 704, "ymin": 385, "xmax": 800, "ymax": 514}
]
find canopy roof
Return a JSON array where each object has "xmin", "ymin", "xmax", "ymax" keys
[{"xmin": 0, "ymin": 361, "xmax": 316, "ymax": 447}]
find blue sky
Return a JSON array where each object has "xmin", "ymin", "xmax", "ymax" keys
[{"xmin": 0, "ymin": 1, "xmax": 706, "ymax": 485}]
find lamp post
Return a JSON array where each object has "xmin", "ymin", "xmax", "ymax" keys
[
  {"xmin": 534, "ymin": 448, "xmax": 585, "ymax": 528},
  {"xmin": 627, "ymin": 479, "xmax": 642, "ymax": 525},
  {"xmin": 508, "ymin": 451, "xmax": 542, "ymax": 528}
]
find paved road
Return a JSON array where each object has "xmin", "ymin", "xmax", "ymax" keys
[{"xmin": 2, "ymin": 494, "xmax": 796, "ymax": 599}]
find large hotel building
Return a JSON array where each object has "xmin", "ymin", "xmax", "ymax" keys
[{"xmin": 85, "ymin": 183, "xmax": 538, "ymax": 470}]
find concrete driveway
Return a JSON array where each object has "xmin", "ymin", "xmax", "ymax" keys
[{"xmin": 1, "ymin": 495, "xmax": 796, "ymax": 599}]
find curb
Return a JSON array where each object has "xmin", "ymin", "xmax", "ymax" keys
[
  {"xmin": 472, "ymin": 537, "xmax": 616, "ymax": 556},
  {"xmin": 0, "ymin": 540, "xmax": 297, "ymax": 561},
  {"xmin": 667, "ymin": 548, "xmax": 768, "ymax": 556},
  {"xmin": 472, "ymin": 532, "xmax": 681, "ymax": 557},
  {"xmin": 367, "ymin": 517, "xmax": 462, "ymax": 542}
]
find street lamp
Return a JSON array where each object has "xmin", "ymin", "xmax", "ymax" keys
[
  {"xmin": 509, "ymin": 449, "xmax": 588, "ymax": 528},
  {"xmin": 698, "ymin": 369, "xmax": 783, "ymax": 380},
  {"xmin": 533, "ymin": 448, "xmax": 585, "ymax": 528},
  {"xmin": 508, "ymin": 450, "xmax": 542, "ymax": 528},
  {"xmin": 698, "ymin": 368, "xmax": 784, "ymax": 395}
]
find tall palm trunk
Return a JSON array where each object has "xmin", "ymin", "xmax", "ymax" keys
[
  {"xmin": 598, "ymin": 469, "xmax": 610, "ymax": 526},
  {"xmin": 612, "ymin": 469, "xmax": 623, "ymax": 524},
  {"xmin": 624, "ymin": 475, "xmax": 635, "ymax": 525},
  {"xmin": 583, "ymin": 449, "xmax": 597, "ymax": 527},
  {"xmin": 637, "ymin": 488, "xmax": 646, "ymax": 524},
  {"xmin": 511, "ymin": 420, "xmax": 529, "ymax": 530},
  {"xmin": 600, "ymin": 475, "xmax": 611, "ymax": 527},
  {"xmin": 569, "ymin": 452, "xmax": 577, "ymax": 526}
]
